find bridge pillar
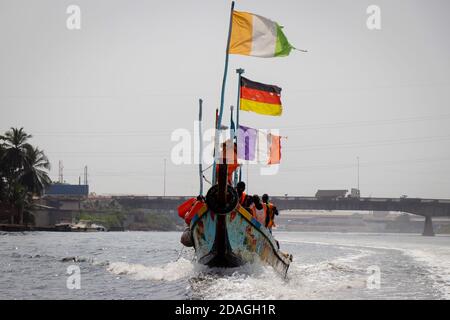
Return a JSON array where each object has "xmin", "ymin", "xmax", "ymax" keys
[{"xmin": 422, "ymin": 215, "xmax": 435, "ymax": 236}]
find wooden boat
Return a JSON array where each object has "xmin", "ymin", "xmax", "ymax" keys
[
  {"xmin": 189, "ymin": 164, "xmax": 292, "ymax": 277},
  {"xmin": 184, "ymin": 1, "xmax": 294, "ymax": 277}
]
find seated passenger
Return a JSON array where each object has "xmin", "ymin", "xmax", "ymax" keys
[
  {"xmin": 236, "ymin": 181, "xmax": 253, "ymax": 211},
  {"xmin": 262, "ymin": 193, "xmax": 279, "ymax": 232},
  {"xmin": 250, "ymin": 195, "xmax": 268, "ymax": 226}
]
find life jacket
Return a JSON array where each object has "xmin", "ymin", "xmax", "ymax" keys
[
  {"xmin": 266, "ymin": 203, "xmax": 276, "ymax": 228},
  {"xmin": 239, "ymin": 192, "xmax": 247, "ymax": 205},
  {"xmin": 178, "ymin": 198, "xmax": 196, "ymax": 219},
  {"xmin": 184, "ymin": 200, "xmax": 204, "ymax": 225},
  {"xmin": 250, "ymin": 203, "xmax": 267, "ymax": 225},
  {"xmin": 215, "ymin": 140, "xmax": 240, "ymax": 184}
]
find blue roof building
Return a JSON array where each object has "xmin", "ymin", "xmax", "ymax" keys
[{"xmin": 45, "ymin": 184, "xmax": 89, "ymax": 197}]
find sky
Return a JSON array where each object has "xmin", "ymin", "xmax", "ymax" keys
[{"xmin": 1, "ymin": 0, "xmax": 450, "ymax": 198}]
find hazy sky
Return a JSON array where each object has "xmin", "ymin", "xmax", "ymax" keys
[{"xmin": 1, "ymin": 0, "xmax": 450, "ymax": 198}]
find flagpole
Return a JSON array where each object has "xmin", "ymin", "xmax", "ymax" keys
[
  {"xmin": 198, "ymin": 98, "xmax": 204, "ymax": 196},
  {"xmin": 212, "ymin": 108, "xmax": 219, "ymax": 184},
  {"xmin": 230, "ymin": 105, "xmax": 235, "ymax": 138},
  {"xmin": 229, "ymin": 105, "xmax": 236, "ymax": 186},
  {"xmin": 234, "ymin": 68, "xmax": 244, "ymax": 185},
  {"xmin": 212, "ymin": 0, "xmax": 235, "ymax": 185}
]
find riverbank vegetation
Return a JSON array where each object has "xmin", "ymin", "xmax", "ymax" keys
[
  {"xmin": 0, "ymin": 128, "xmax": 51, "ymax": 224},
  {"xmin": 77, "ymin": 211, "xmax": 126, "ymax": 230}
]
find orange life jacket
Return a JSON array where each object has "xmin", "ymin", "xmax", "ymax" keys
[
  {"xmin": 184, "ymin": 200, "xmax": 203, "ymax": 225},
  {"xmin": 178, "ymin": 198, "xmax": 196, "ymax": 219},
  {"xmin": 239, "ymin": 192, "xmax": 247, "ymax": 205},
  {"xmin": 266, "ymin": 203, "xmax": 276, "ymax": 228}
]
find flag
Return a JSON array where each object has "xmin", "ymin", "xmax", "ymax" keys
[
  {"xmin": 238, "ymin": 125, "xmax": 282, "ymax": 165},
  {"xmin": 237, "ymin": 125, "xmax": 257, "ymax": 160},
  {"xmin": 240, "ymin": 77, "xmax": 282, "ymax": 116},
  {"xmin": 229, "ymin": 11, "xmax": 294, "ymax": 57},
  {"xmin": 268, "ymin": 133, "xmax": 281, "ymax": 164}
]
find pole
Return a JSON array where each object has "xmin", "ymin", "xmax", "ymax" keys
[
  {"xmin": 234, "ymin": 68, "xmax": 244, "ymax": 185},
  {"xmin": 163, "ymin": 158, "xmax": 167, "ymax": 196},
  {"xmin": 357, "ymin": 156, "xmax": 360, "ymax": 191},
  {"xmin": 212, "ymin": 108, "xmax": 219, "ymax": 184},
  {"xmin": 230, "ymin": 105, "xmax": 235, "ymax": 138},
  {"xmin": 198, "ymin": 99, "xmax": 204, "ymax": 196},
  {"xmin": 212, "ymin": 0, "xmax": 235, "ymax": 185},
  {"xmin": 229, "ymin": 105, "xmax": 235, "ymax": 186}
]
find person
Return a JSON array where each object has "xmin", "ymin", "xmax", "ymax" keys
[
  {"xmin": 178, "ymin": 195, "xmax": 205, "ymax": 247},
  {"xmin": 262, "ymin": 193, "xmax": 279, "ymax": 232},
  {"xmin": 250, "ymin": 195, "xmax": 268, "ymax": 225},
  {"xmin": 236, "ymin": 181, "xmax": 253, "ymax": 211},
  {"xmin": 215, "ymin": 140, "xmax": 240, "ymax": 184}
]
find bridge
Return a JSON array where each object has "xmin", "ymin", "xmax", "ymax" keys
[{"xmin": 112, "ymin": 195, "xmax": 450, "ymax": 236}]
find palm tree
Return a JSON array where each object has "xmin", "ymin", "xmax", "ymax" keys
[
  {"xmin": 20, "ymin": 145, "xmax": 51, "ymax": 195},
  {"xmin": 2, "ymin": 127, "xmax": 32, "ymax": 180},
  {"xmin": 0, "ymin": 141, "xmax": 7, "ymax": 202},
  {"xmin": 1, "ymin": 128, "xmax": 51, "ymax": 224}
]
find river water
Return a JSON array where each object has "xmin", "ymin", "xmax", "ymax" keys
[{"xmin": 0, "ymin": 231, "xmax": 449, "ymax": 300}]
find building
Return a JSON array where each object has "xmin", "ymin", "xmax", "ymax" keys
[
  {"xmin": 315, "ymin": 189, "xmax": 348, "ymax": 199},
  {"xmin": 33, "ymin": 184, "xmax": 89, "ymax": 227}
]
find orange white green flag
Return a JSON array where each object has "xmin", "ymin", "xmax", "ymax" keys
[{"xmin": 229, "ymin": 10, "xmax": 295, "ymax": 57}]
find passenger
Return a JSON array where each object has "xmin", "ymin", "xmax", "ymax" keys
[
  {"xmin": 250, "ymin": 195, "xmax": 268, "ymax": 225},
  {"xmin": 236, "ymin": 181, "xmax": 253, "ymax": 210},
  {"xmin": 216, "ymin": 140, "xmax": 240, "ymax": 184},
  {"xmin": 262, "ymin": 194, "xmax": 279, "ymax": 232},
  {"xmin": 178, "ymin": 195, "xmax": 205, "ymax": 247}
]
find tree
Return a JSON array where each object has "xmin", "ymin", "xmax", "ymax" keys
[
  {"xmin": 0, "ymin": 141, "xmax": 6, "ymax": 201},
  {"xmin": 1, "ymin": 128, "xmax": 32, "ymax": 177},
  {"xmin": 0, "ymin": 128, "xmax": 51, "ymax": 224},
  {"xmin": 20, "ymin": 145, "xmax": 51, "ymax": 196}
]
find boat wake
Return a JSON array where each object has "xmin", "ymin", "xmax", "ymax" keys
[
  {"xmin": 107, "ymin": 258, "xmax": 195, "ymax": 282},
  {"xmin": 104, "ymin": 244, "xmax": 373, "ymax": 299},
  {"xmin": 188, "ymin": 248, "xmax": 372, "ymax": 300}
]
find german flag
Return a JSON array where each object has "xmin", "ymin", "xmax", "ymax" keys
[{"xmin": 240, "ymin": 77, "xmax": 282, "ymax": 116}]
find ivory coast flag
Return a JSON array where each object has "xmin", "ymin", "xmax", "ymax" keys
[
  {"xmin": 229, "ymin": 11, "xmax": 294, "ymax": 57},
  {"xmin": 240, "ymin": 77, "xmax": 282, "ymax": 116}
]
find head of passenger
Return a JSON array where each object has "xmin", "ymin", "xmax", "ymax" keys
[
  {"xmin": 236, "ymin": 181, "xmax": 246, "ymax": 195},
  {"xmin": 262, "ymin": 194, "xmax": 269, "ymax": 204},
  {"xmin": 252, "ymin": 195, "xmax": 263, "ymax": 210}
]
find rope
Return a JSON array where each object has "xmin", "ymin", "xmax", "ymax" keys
[
  {"xmin": 293, "ymin": 47, "xmax": 308, "ymax": 53},
  {"xmin": 202, "ymin": 164, "xmax": 213, "ymax": 172},
  {"xmin": 203, "ymin": 174, "xmax": 212, "ymax": 185},
  {"xmin": 175, "ymin": 245, "xmax": 185, "ymax": 262}
]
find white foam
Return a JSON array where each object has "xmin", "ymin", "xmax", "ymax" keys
[
  {"xmin": 277, "ymin": 233, "xmax": 450, "ymax": 299},
  {"xmin": 401, "ymin": 248, "xmax": 450, "ymax": 299},
  {"xmin": 107, "ymin": 258, "xmax": 194, "ymax": 282},
  {"xmin": 190, "ymin": 248, "xmax": 371, "ymax": 300}
]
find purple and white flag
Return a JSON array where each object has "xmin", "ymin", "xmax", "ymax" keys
[{"xmin": 237, "ymin": 125, "xmax": 257, "ymax": 161}]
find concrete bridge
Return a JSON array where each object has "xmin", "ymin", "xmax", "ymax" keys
[{"xmin": 112, "ymin": 195, "xmax": 450, "ymax": 236}]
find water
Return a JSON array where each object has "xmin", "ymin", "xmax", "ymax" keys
[{"xmin": 0, "ymin": 231, "xmax": 449, "ymax": 300}]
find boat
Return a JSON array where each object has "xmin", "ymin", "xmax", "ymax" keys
[
  {"xmin": 188, "ymin": 164, "xmax": 292, "ymax": 277},
  {"xmin": 70, "ymin": 220, "xmax": 107, "ymax": 232},
  {"xmin": 180, "ymin": 1, "xmax": 297, "ymax": 277}
]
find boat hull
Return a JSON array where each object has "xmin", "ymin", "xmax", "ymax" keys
[{"xmin": 190, "ymin": 203, "xmax": 291, "ymax": 277}]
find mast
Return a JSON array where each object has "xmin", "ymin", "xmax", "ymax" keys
[
  {"xmin": 212, "ymin": 108, "xmax": 219, "ymax": 184},
  {"xmin": 229, "ymin": 105, "xmax": 235, "ymax": 186},
  {"xmin": 198, "ymin": 99, "xmax": 204, "ymax": 196},
  {"xmin": 234, "ymin": 68, "xmax": 244, "ymax": 185},
  {"xmin": 212, "ymin": 0, "xmax": 235, "ymax": 185}
]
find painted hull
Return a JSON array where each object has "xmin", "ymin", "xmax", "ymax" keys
[{"xmin": 190, "ymin": 203, "xmax": 291, "ymax": 277}]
